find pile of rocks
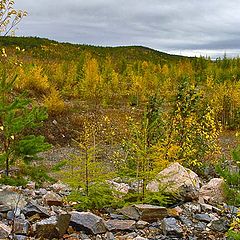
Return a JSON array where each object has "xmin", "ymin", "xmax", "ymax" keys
[{"xmin": 0, "ymin": 163, "xmax": 238, "ymax": 239}]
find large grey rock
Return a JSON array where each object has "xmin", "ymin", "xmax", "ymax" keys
[
  {"xmin": 120, "ymin": 204, "xmax": 167, "ymax": 222},
  {"xmin": 22, "ymin": 201, "xmax": 50, "ymax": 218},
  {"xmin": 147, "ymin": 163, "xmax": 201, "ymax": 201},
  {"xmin": 0, "ymin": 222, "xmax": 11, "ymax": 239},
  {"xmin": 179, "ymin": 216, "xmax": 193, "ymax": 227},
  {"xmin": 43, "ymin": 191, "xmax": 63, "ymax": 206},
  {"xmin": 70, "ymin": 211, "xmax": 107, "ymax": 234},
  {"xmin": 199, "ymin": 178, "xmax": 225, "ymax": 204},
  {"xmin": 162, "ymin": 217, "xmax": 183, "ymax": 237},
  {"xmin": 106, "ymin": 219, "xmax": 136, "ymax": 231},
  {"xmin": 0, "ymin": 190, "xmax": 27, "ymax": 209},
  {"xmin": 34, "ymin": 213, "xmax": 70, "ymax": 239}
]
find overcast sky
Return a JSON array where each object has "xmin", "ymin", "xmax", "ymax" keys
[{"xmin": 14, "ymin": 0, "xmax": 240, "ymax": 58}]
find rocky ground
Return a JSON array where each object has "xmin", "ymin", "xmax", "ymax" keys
[{"xmin": 0, "ymin": 163, "xmax": 239, "ymax": 240}]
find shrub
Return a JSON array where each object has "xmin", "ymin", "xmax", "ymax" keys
[
  {"xmin": 216, "ymin": 146, "xmax": 240, "ymax": 206},
  {"xmin": 19, "ymin": 164, "xmax": 54, "ymax": 187},
  {"xmin": 0, "ymin": 175, "xmax": 28, "ymax": 186},
  {"xmin": 67, "ymin": 182, "xmax": 119, "ymax": 210},
  {"xmin": 43, "ymin": 87, "xmax": 65, "ymax": 114}
]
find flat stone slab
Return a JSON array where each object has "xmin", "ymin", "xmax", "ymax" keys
[
  {"xmin": 119, "ymin": 204, "xmax": 167, "ymax": 222},
  {"xmin": 106, "ymin": 219, "xmax": 136, "ymax": 231}
]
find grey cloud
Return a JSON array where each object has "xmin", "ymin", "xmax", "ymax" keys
[{"xmin": 14, "ymin": 0, "xmax": 240, "ymax": 58}]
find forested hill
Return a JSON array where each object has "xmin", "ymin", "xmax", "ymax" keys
[
  {"xmin": 0, "ymin": 36, "xmax": 189, "ymax": 63},
  {"xmin": 1, "ymin": 35, "xmax": 240, "ymax": 136}
]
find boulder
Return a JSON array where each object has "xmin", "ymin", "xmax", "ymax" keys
[
  {"xmin": 147, "ymin": 162, "xmax": 201, "ymax": 201},
  {"xmin": 33, "ymin": 213, "xmax": 70, "ymax": 239},
  {"xmin": 106, "ymin": 219, "xmax": 136, "ymax": 231},
  {"xmin": 43, "ymin": 191, "xmax": 63, "ymax": 206},
  {"xmin": 162, "ymin": 217, "xmax": 183, "ymax": 237},
  {"xmin": 199, "ymin": 178, "xmax": 225, "ymax": 204},
  {"xmin": 119, "ymin": 204, "xmax": 168, "ymax": 222},
  {"xmin": 70, "ymin": 211, "xmax": 107, "ymax": 234}
]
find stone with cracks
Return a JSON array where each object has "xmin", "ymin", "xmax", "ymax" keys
[{"xmin": 70, "ymin": 211, "xmax": 107, "ymax": 234}]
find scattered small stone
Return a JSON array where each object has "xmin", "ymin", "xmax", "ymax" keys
[
  {"xmin": 105, "ymin": 231, "xmax": 115, "ymax": 240},
  {"xmin": 0, "ymin": 162, "xmax": 236, "ymax": 240},
  {"xmin": 208, "ymin": 219, "xmax": 229, "ymax": 232},
  {"xmin": 194, "ymin": 213, "xmax": 213, "ymax": 223},
  {"xmin": 109, "ymin": 213, "xmax": 126, "ymax": 220},
  {"xmin": 224, "ymin": 205, "xmax": 239, "ymax": 215},
  {"xmin": 182, "ymin": 202, "xmax": 201, "ymax": 214},
  {"xmin": 179, "ymin": 215, "xmax": 193, "ymax": 227},
  {"xmin": 26, "ymin": 182, "xmax": 36, "ymax": 190},
  {"xmin": 136, "ymin": 220, "xmax": 149, "ymax": 229},
  {"xmin": 194, "ymin": 221, "xmax": 207, "ymax": 231},
  {"xmin": 162, "ymin": 217, "xmax": 183, "ymax": 237}
]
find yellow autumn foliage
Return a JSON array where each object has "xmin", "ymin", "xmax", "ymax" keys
[{"xmin": 43, "ymin": 87, "xmax": 65, "ymax": 114}]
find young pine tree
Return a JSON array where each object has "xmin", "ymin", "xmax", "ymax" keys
[{"xmin": 0, "ymin": 72, "xmax": 51, "ymax": 176}]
